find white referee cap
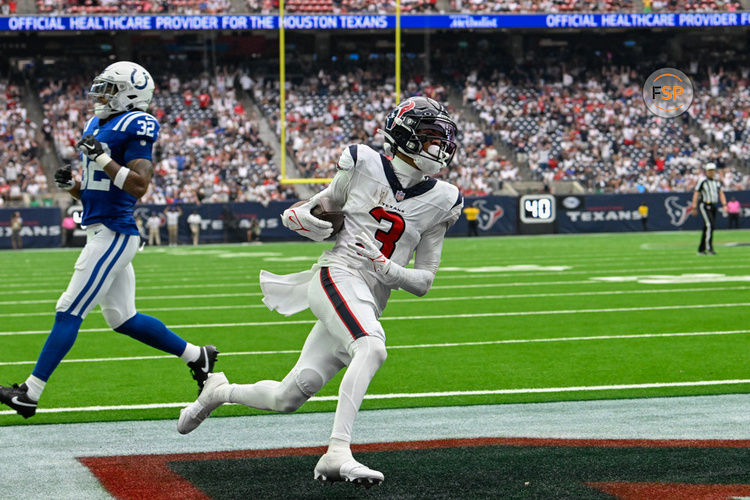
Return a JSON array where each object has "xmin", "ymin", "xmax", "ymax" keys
[{"xmin": 706, "ymin": 163, "xmax": 717, "ymax": 170}]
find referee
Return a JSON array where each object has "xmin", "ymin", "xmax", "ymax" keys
[{"xmin": 690, "ymin": 163, "xmax": 727, "ymax": 255}]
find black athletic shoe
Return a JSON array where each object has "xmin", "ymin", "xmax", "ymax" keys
[
  {"xmin": 188, "ymin": 345, "xmax": 219, "ymax": 394},
  {"xmin": 0, "ymin": 383, "xmax": 37, "ymax": 419},
  {"xmin": 708, "ymin": 250, "xmax": 716, "ymax": 255}
]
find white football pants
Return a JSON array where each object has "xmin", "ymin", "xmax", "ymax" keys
[
  {"xmin": 56, "ymin": 224, "xmax": 140, "ymax": 328},
  {"xmin": 224, "ymin": 266, "xmax": 387, "ymax": 443}
]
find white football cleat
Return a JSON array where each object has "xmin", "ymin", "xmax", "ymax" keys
[
  {"xmin": 177, "ymin": 372, "xmax": 228, "ymax": 435},
  {"xmin": 313, "ymin": 452, "xmax": 384, "ymax": 488}
]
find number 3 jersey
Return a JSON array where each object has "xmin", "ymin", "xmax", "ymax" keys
[
  {"xmin": 79, "ymin": 110, "xmax": 160, "ymax": 235},
  {"xmin": 318, "ymin": 144, "xmax": 463, "ymax": 309}
]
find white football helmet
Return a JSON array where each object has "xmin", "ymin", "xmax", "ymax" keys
[{"xmin": 88, "ymin": 61, "xmax": 154, "ymax": 119}]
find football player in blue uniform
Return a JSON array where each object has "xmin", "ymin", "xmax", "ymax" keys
[{"xmin": 0, "ymin": 62, "xmax": 218, "ymax": 418}]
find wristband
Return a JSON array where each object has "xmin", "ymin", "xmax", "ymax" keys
[
  {"xmin": 95, "ymin": 153, "xmax": 112, "ymax": 168},
  {"xmin": 113, "ymin": 167, "xmax": 131, "ymax": 189}
]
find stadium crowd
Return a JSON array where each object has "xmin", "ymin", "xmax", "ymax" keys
[
  {"xmin": 36, "ymin": 0, "xmax": 230, "ymax": 15},
  {"xmin": 147, "ymin": 70, "xmax": 296, "ymax": 204},
  {"xmin": 14, "ymin": 52, "xmax": 750, "ymax": 207},
  {"xmin": 464, "ymin": 62, "xmax": 750, "ymax": 193},
  {"xmin": 452, "ymin": 0, "xmax": 740, "ymax": 12},
  {"xmin": 0, "ymin": 79, "xmax": 49, "ymax": 207},
  {"xmin": 37, "ymin": 66, "xmax": 296, "ymax": 204},
  {"xmin": 253, "ymin": 62, "xmax": 515, "ymax": 196},
  {"xmin": 33, "ymin": 0, "xmax": 743, "ymax": 15}
]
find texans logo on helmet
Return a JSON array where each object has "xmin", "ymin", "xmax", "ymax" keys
[{"xmin": 396, "ymin": 100, "xmax": 416, "ymax": 119}]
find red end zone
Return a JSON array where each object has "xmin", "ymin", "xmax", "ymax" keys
[{"xmin": 79, "ymin": 437, "xmax": 750, "ymax": 500}]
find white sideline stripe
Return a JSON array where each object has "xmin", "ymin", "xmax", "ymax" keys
[
  {"xmin": 4, "ymin": 285, "xmax": 750, "ymax": 318},
  {"xmin": 1, "ymin": 329, "xmax": 748, "ymax": 366},
  {"xmin": 2, "ymin": 302, "xmax": 749, "ymax": 336},
  {"xmin": 2, "ymin": 379, "xmax": 749, "ymax": 415}
]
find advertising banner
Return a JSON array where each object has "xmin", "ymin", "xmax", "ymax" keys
[
  {"xmin": 2, "ymin": 13, "xmax": 749, "ymax": 32},
  {"xmin": 556, "ymin": 191, "xmax": 750, "ymax": 233},
  {"xmin": 0, "ymin": 207, "xmax": 61, "ymax": 249}
]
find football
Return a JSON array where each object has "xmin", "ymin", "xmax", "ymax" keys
[{"xmin": 290, "ymin": 196, "xmax": 345, "ymax": 236}]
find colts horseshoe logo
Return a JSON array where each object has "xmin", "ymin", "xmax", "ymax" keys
[{"xmin": 131, "ymin": 68, "xmax": 149, "ymax": 90}]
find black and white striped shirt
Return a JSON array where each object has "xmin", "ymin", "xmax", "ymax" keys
[{"xmin": 695, "ymin": 177, "xmax": 722, "ymax": 204}]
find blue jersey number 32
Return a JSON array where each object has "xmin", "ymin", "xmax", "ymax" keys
[{"xmin": 136, "ymin": 119, "xmax": 155, "ymax": 138}]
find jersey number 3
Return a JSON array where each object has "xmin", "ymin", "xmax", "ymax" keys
[{"xmin": 369, "ymin": 207, "xmax": 405, "ymax": 258}]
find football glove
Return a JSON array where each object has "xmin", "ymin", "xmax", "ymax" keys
[
  {"xmin": 54, "ymin": 164, "xmax": 75, "ymax": 191},
  {"xmin": 281, "ymin": 200, "xmax": 333, "ymax": 242},
  {"xmin": 76, "ymin": 135, "xmax": 106, "ymax": 161},
  {"xmin": 348, "ymin": 232, "xmax": 392, "ymax": 275}
]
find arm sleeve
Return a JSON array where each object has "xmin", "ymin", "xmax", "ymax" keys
[{"xmin": 385, "ymin": 222, "xmax": 448, "ymax": 297}]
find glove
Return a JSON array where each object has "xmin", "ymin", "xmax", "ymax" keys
[
  {"xmin": 347, "ymin": 232, "xmax": 392, "ymax": 275},
  {"xmin": 281, "ymin": 200, "xmax": 333, "ymax": 242},
  {"xmin": 76, "ymin": 135, "xmax": 106, "ymax": 161},
  {"xmin": 54, "ymin": 164, "xmax": 75, "ymax": 191}
]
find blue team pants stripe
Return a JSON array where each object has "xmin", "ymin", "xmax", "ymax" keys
[
  {"xmin": 76, "ymin": 235, "xmax": 130, "ymax": 317},
  {"xmin": 66, "ymin": 233, "xmax": 121, "ymax": 316}
]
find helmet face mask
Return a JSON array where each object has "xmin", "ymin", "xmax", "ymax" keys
[
  {"xmin": 87, "ymin": 61, "xmax": 154, "ymax": 119},
  {"xmin": 382, "ymin": 97, "xmax": 458, "ymax": 175}
]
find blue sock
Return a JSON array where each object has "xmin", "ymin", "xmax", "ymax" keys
[
  {"xmin": 114, "ymin": 313, "xmax": 187, "ymax": 357},
  {"xmin": 32, "ymin": 311, "xmax": 83, "ymax": 382}
]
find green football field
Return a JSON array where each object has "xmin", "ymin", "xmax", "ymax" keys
[{"xmin": 1, "ymin": 230, "xmax": 749, "ymax": 426}]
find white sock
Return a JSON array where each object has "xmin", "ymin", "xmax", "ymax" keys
[
  {"xmin": 327, "ymin": 437, "xmax": 352, "ymax": 457},
  {"xmin": 329, "ymin": 337, "xmax": 385, "ymax": 444},
  {"xmin": 24, "ymin": 375, "xmax": 46, "ymax": 402},
  {"xmin": 180, "ymin": 343, "xmax": 201, "ymax": 363}
]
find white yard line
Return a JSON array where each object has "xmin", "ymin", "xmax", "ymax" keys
[
  {"xmin": 1, "ymin": 280, "xmax": 745, "ymax": 306},
  {"xmin": 2, "ymin": 302, "xmax": 748, "ymax": 337},
  {"xmin": 1, "ymin": 329, "xmax": 747, "ymax": 366},
  {"xmin": 1, "ymin": 379, "xmax": 748, "ymax": 416},
  {"xmin": 4, "ymin": 261, "xmax": 750, "ymax": 288},
  {"xmin": 0, "ymin": 283, "xmax": 747, "ymax": 317}
]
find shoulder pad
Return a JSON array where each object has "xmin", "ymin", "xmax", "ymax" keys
[
  {"xmin": 336, "ymin": 145, "xmax": 358, "ymax": 171},
  {"xmin": 336, "ymin": 144, "xmax": 379, "ymax": 171},
  {"xmin": 112, "ymin": 112, "xmax": 160, "ymax": 140},
  {"xmin": 437, "ymin": 181, "xmax": 463, "ymax": 227}
]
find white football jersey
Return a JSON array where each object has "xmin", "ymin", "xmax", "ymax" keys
[{"xmin": 318, "ymin": 144, "xmax": 462, "ymax": 309}]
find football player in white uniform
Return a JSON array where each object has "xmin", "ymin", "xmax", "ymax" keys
[{"xmin": 177, "ymin": 97, "xmax": 463, "ymax": 487}]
